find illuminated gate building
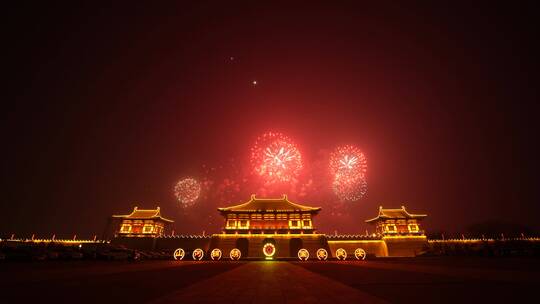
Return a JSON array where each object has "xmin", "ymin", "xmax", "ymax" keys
[
  {"xmin": 205, "ymin": 195, "xmax": 326, "ymax": 259},
  {"xmin": 218, "ymin": 194, "xmax": 321, "ymax": 234},
  {"xmin": 109, "ymin": 196, "xmax": 429, "ymax": 259},
  {"xmin": 107, "ymin": 207, "xmax": 173, "ymax": 238},
  {"xmin": 365, "ymin": 206, "xmax": 426, "ymax": 235}
]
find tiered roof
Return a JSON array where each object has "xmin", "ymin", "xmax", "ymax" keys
[
  {"xmin": 112, "ymin": 206, "xmax": 174, "ymax": 222},
  {"xmin": 218, "ymin": 195, "xmax": 321, "ymax": 213},
  {"xmin": 365, "ymin": 206, "xmax": 427, "ymax": 223}
]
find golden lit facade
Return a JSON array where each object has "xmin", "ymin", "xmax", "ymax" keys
[
  {"xmin": 109, "ymin": 198, "xmax": 430, "ymax": 259},
  {"xmin": 365, "ymin": 206, "xmax": 427, "ymax": 236},
  {"xmin": 111, "ymin": 207, "xmax": 173, "ymax": 237},
  {"xmin": 217, "ymin": 194, "xmax": 321, "ymax": 234}
]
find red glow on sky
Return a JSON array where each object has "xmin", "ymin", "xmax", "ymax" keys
[{"xmin": 2, "ymin": 2, "xmax": 539, "ymax": 237}]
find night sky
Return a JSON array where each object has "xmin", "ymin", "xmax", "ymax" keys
[{"xmin": 3, "ymin": 2, "xmax": 539, "ymax": 238}]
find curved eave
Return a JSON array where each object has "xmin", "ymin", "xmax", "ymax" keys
[
  {"xmin": 217, "ymin": 207, "xmax": 321, "ymax": 212},
  {"xmin": 365, "ymin": 214, "xmax": 427, "ymax": 223},
  {"xmin": 217, "ymin": 195, "xmax": 321, "ymax": 213},
  {"xmin": 157, "ymin": 216, "xmax": 175, "ymax": 223},
  {"xmin": 112, "ymin": 215, "xmax": 174, "ymax": 223},
  {"xmin": 365, "ymin": 217, "xmax": 379, "ymax": 223}
]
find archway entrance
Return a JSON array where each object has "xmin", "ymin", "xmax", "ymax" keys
[
  {"xmin": 236, "ymin": 238, "xmax": 249, "ymax": 258},
  {"xmin": 289, "ymin": 238, "xmax": 303, "ymax": 257}
]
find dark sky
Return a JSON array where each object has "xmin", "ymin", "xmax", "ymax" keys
[{"xmin": 3, "ymin": 1, "xmax": 539, "ymax": 238}]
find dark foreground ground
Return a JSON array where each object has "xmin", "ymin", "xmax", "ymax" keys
[{"xmin": 2, "ymin": 257, "xmax": 539, "ymax": 303}]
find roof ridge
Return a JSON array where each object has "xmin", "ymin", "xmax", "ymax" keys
[
  {"xmin": 217, "ymin": 194, "xmax": 321, "ymax": 212},
  {"xmin": 283, "ymin": 196, "xmax": 322, "ymax": 210},
  {"xmin": 112, "ymin": 206, "xmax": 174, "ymax": 222}
]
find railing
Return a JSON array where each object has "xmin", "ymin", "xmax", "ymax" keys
[
  {"xmin": 2, "ymin": 238, "xmax": 105, "ymax": 244},
  {"xmin": 158, "ymin": 235, "xmax": 211, "ymax": 239},
  {"xmin": 326, "ymin": 235, "xmax": 382, "ymax": 240},
  {"xmin": 428, "ymin": 237, "xmax": 540, "ymax": 243}
]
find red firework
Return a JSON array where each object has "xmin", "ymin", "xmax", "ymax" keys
[
  {"xmin": 329, "ymin": 145, "xmax": 367, "ymax": 179},
  {"xmin": 329, "ymin": 145, "xmax": 368, "ymax": 201},
  {"xmin": 250, "ymin": 132, "xmax": 303, "ymax": 184}
]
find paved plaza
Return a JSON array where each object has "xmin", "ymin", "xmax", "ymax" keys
[{"xmin": 2, "ymin": 257, "xmax": 538, "ymax": 303}]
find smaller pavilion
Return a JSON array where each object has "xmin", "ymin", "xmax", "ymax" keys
[
  {"xmin": 366, "ymin": 206, "xmax": 427, "ymax": 235},
  {"xmin": 111, "ymin": 207, "xmax": 174, "ymax": 237}
]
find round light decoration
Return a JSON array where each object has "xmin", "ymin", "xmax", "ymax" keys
[
  {"xmin": 336, "ymin": 248, "xmax": 347, "ymax": 260},
  {"xmin": 230, "ymin": 248, "xmax": 242, "ymax": 260},
  {"xmin": 263, "ymin": 243, "xmax": 276, "ymax": 258},
  {"xmin": 210, "ymin": 248, "xmax": 222, "ymax": 261},
  {"xmin": 354, "ymin": 248, "xmax": 366, "ymax": 260},
  {"xmin": 192, "ymin": 248, "xmax": 204, "ymax": 260},
  {"xmin": 297, "ymin": 249, "xmax": 309, "ymax": 261},
  {"xmin": 173, "ymin": 248, "xmax": 185, "ymax": 260},
  {"xmin": 316, "ymin": 248, "xmax": 328, "ymax": 261}
]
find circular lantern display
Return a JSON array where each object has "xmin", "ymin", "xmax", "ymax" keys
[
  {"xmin": 316, "ymin": 248, "xmax": 328, "ymax": 261},
  {"xmin": 210, "ymin": 248, "xmax": 222, "ymax": 261},
  {"xmin": 192, "ymin": 248, "xmax": 204, "ymax": 260},
  {"xmin": 336, "ymin": 248, "xmax": 347, "ymax": 260},
  {"xmin": 298, "ymin": 248, "xmax": 309, "ymax": 261},
  {"xmin": 354, "ymin": 248, "xmax": 366, "ymax": 260},
  {"xmin": 173, "ymin": 248, "xmax": 185, "ymax": 260},
  {"xmin": 230, "ymin": 248, "xmax": 242, "ymax": 260},
  {"xmin": 263, "ymin": 243, "xmax": 276, "ymax": 258}
]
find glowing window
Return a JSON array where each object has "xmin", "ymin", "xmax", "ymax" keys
[
  {"xmin": 276, "ymin": 214, "xmax": 287, "ymax": 220},
  {"xmin": 227, "ymin": 214, "xmax": 237, "ymax": 219},
  {"xmin": 385, "ymin": 224, "xmax": 397, "ymax": 233},
  {"xmin": 302, "ymin": 214, "xmax": 311, "ymax": 219},
  {"xmin": 143, "ymin": 225, "xmax": 154, "ymax": 233},
  {"xmin": 251, "ymin": 214, "xmax": 262, "ymax": 220},
  {"xmin": 408, "ymin": 224, "xmax": 419, "ymax": 232},
  {"xmin": 120, "ymin": 224, "xmax": 131, "ymax": 233},
  {"xmin": 302, "ymin": 220, "xmax": 312, "ymax": 228},
  {"xmin": 290, "ymin": 214, "xmax": 300, "ymax": 219},
  {"xmin": 226, "ymin": 220, "xmax": 237, "ymax": 228},
  {"xmin": 239, "ymin": 214, "xmax": 249, "ymax": 219},
  {"xmin": 264, "ymin": 214, "xmax": 275, "ymax": 220},
  {"xmin": 238, "ymin": 220, "xmax": 250, "ymax": 229},
  {"xmin": 289, "ymin": 220, "xmax": 301, "ymax": 229}
]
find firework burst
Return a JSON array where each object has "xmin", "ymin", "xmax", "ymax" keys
[
  {"xmin": 250, "ymin": 132, "xmax": 303, "ymax": 184},
  {"xmin": 332, "ymin": 176, "xmax": 368, "ymax": 201},
  {"xmin": 174, "ymin": 178, "xmax": 201, "ymax": 207},
  {"xmin": 329, "ymin": 145, "xmax": 368, "ymax": 201},
  {"xmin": 329, "ymin": 145, "xmax": 367, "ymax": 179}
]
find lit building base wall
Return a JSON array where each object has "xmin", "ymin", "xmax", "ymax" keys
[
  {"xmin": 111, "ymin": 237, "xmax": 157, "ymax": 250},
  {"xmin": 209, "ymin": 234, "xmax": 327, "ymax": 259},
  {"xmin": 111, "ymin": 234, "xmax": 428, "ymax": 258},
  {"xmin": 156, "ymin": 237, "xmax": 211, "ymax": 252},
  {"xmin": 327, "ymin": 240, "xmax": 388, "ymax": 258},
  {"xmin": 382, "ymin": 236, "xmax": 428, "ymax": 257},
  {"xmin": 111, "ymin": 236, "xmax": 212, "ymax": 252}
]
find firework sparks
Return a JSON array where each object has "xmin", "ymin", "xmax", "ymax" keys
[
  {"xmin": 330, "ymin": 145, "xmax": 367, "ymax": 179},
  {"xmin": 250, "ymin": 132, "xmax": 303, "ymax": 184},
  {"xmin": 330, "ymin": 145, "xmax": 368, "ymax": 201},
  {"xmin": 174, "ymin": 178, "xmax": 201, "ymax": 207},
  {"xmin": 332, "ymin": 176, "xmax": 368, "ymax": 201}
]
